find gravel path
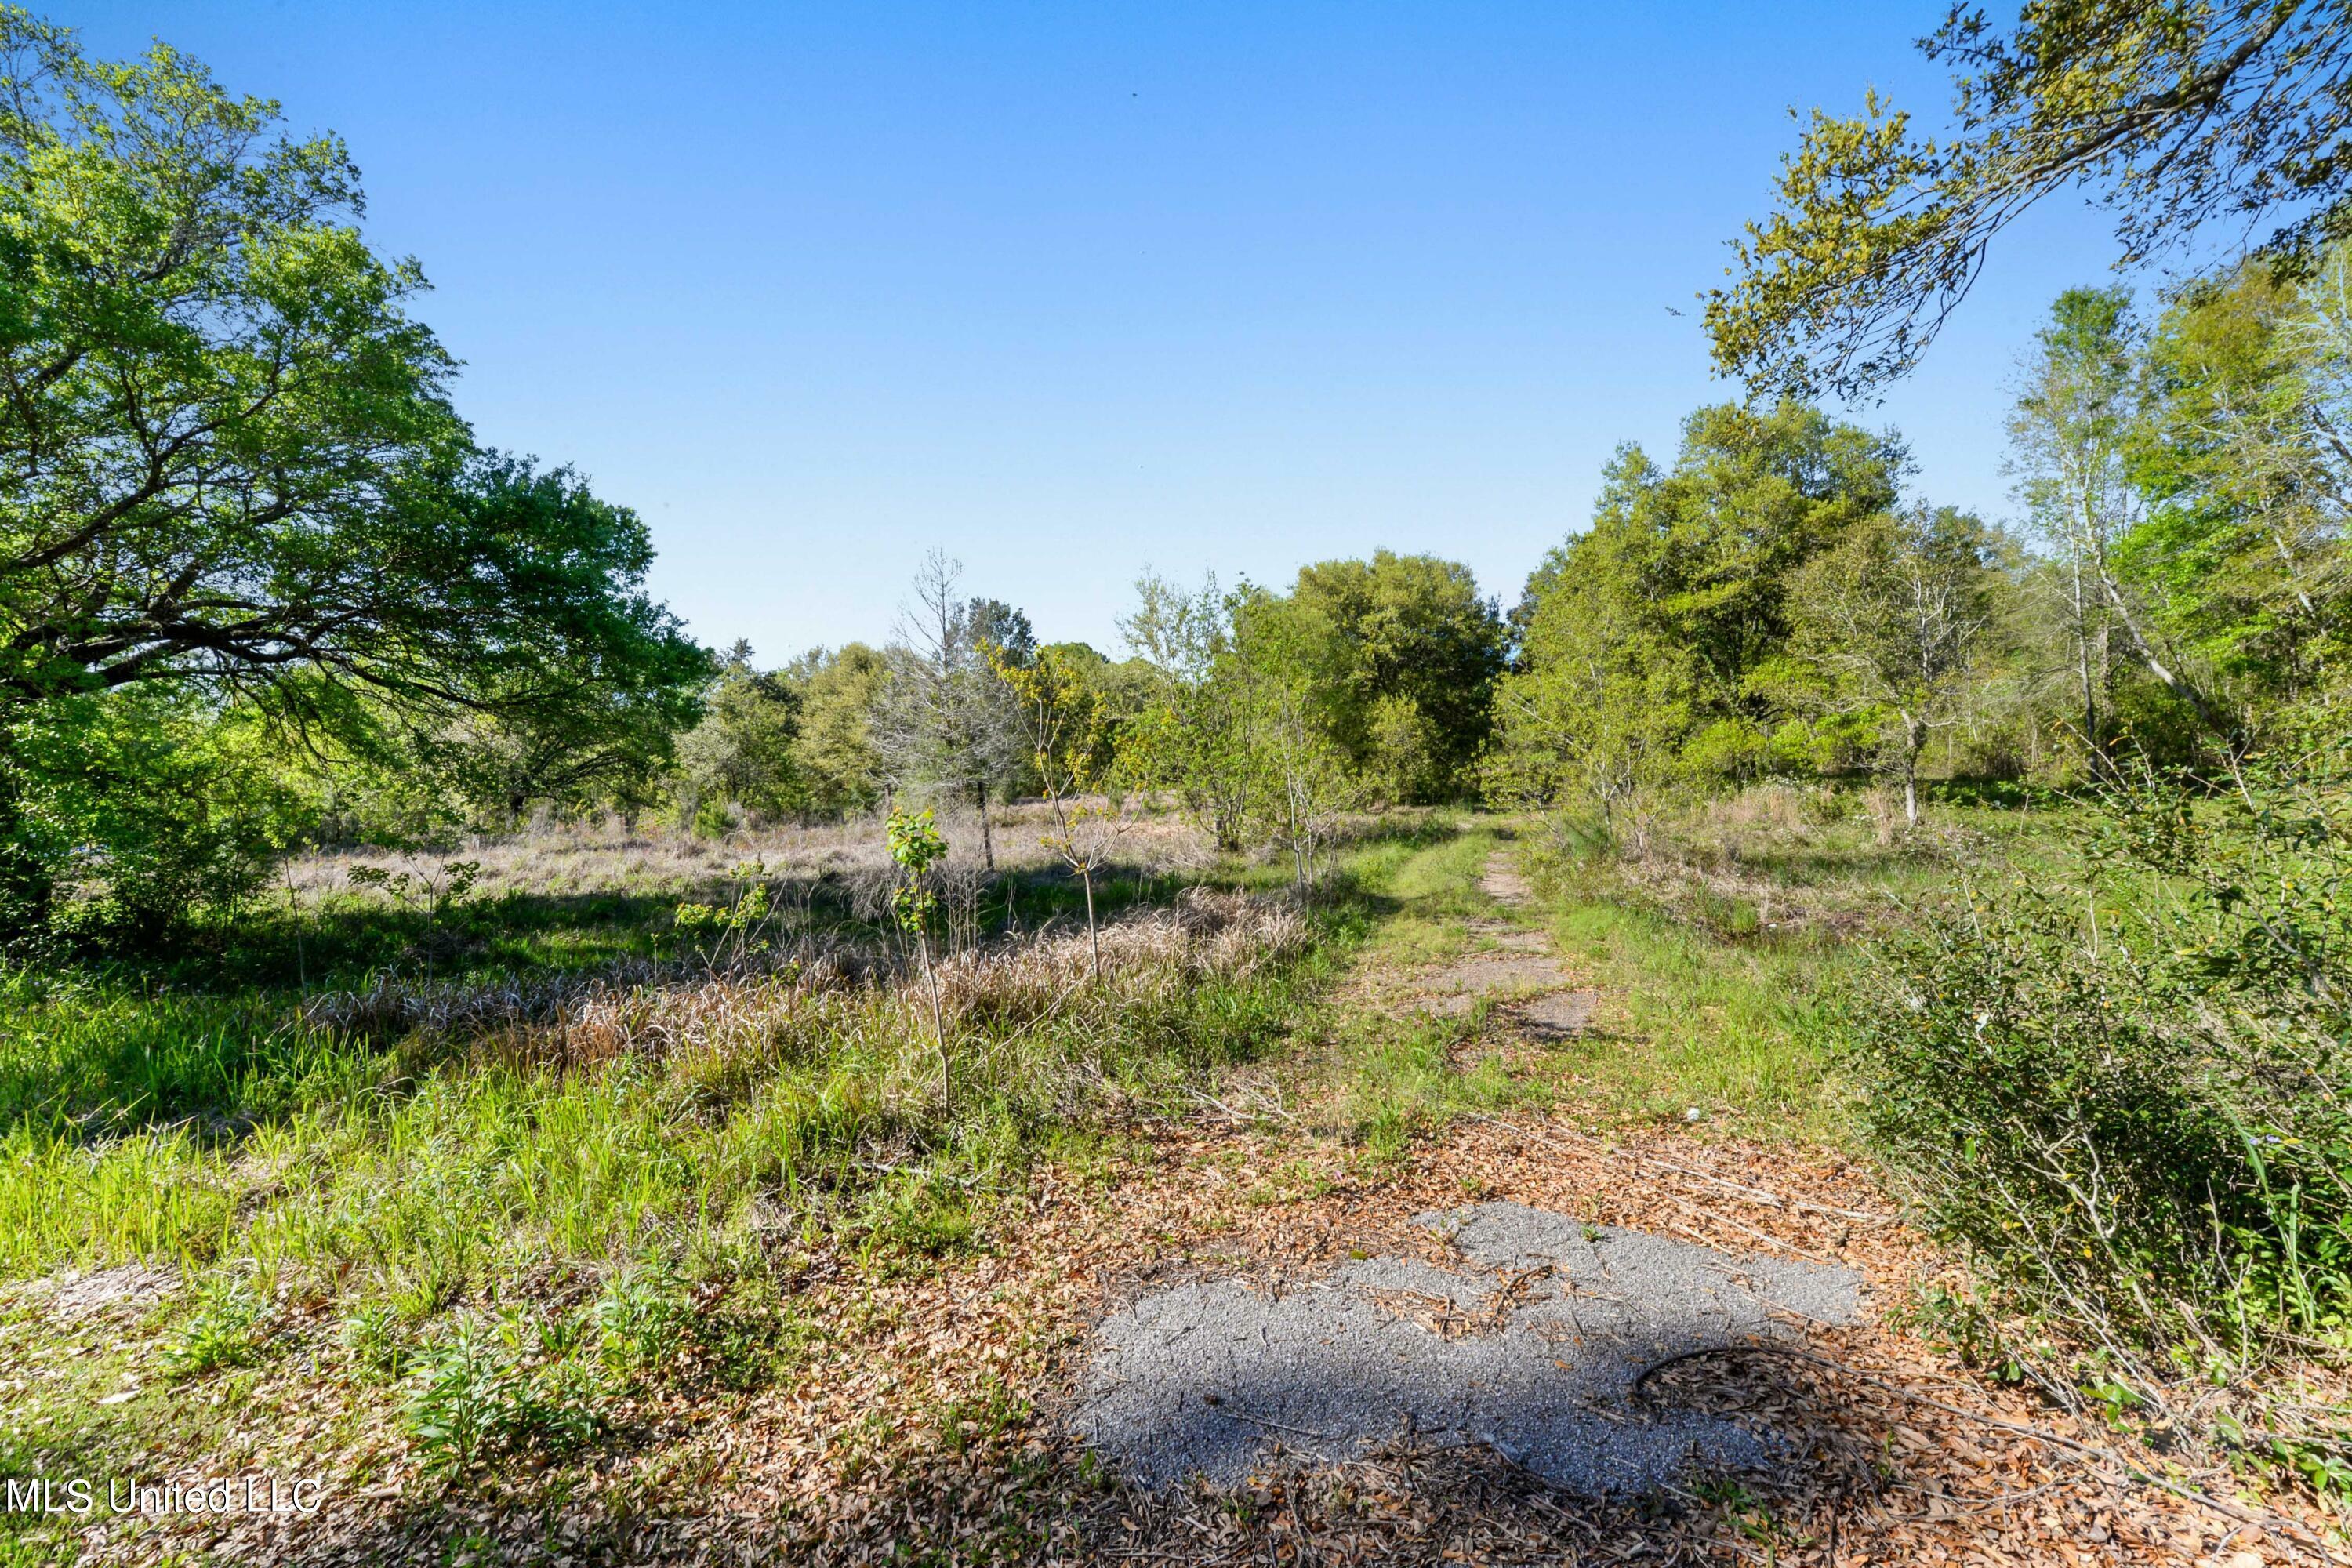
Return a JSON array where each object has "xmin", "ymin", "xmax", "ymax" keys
[{"xmin": 1076, "ymin": 1200, "xmax": 1861, "ymax": 1494}]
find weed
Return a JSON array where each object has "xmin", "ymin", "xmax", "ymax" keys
[
  {"xmin": 342, "ymin": 1302, "xmax": 409, "ymax": 1383},
  {"xmin": 594, "ymin": 1266, "xmax": 691, "ymax": 1388},
  {"xmin": 160, "ymin": 1276, "xmax": 267, "ymax": 1381}
]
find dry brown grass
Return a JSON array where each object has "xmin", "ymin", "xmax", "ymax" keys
[
  {"xmin": 301, "ymin": 887, "xmax": 1308, "ymax": 1077},
  {"xmin": 287, "ymin": 800, "xmax": 1223, "ymax": 906}
]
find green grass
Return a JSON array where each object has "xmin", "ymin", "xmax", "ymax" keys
[
  {"xmin": 1306, "ymin": 818, "xmax": 1536, "ymax": 1152},
  {"xmin": 1515, "ymin": 796, "xmax": 2083, "ymax": 1143},
  {"xmin": 1540, "ymin": 895, "xmax": 1849, "ymax": 1139},
  {"xmin": 0, "ymin": 820, "xmax": 1395, "ymax": 1553}
]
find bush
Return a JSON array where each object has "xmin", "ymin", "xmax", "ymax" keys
[{"xmin": 1846, "ymin": 725, "xmax": 2352, "ymax": 1428}]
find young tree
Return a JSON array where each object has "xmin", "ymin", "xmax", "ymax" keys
[
  {"xmin": 871, "ymin": 554, "xmax": 1029, "ymax": 869},
  {"xmin": 884, "ymin": 806, "xmax": 952, "ymax": 1111},
  {"xmin": 1117, "ymin": 571, "xmax": 1265, "ymax": 854},
  {"xmin": 1787, "ymin": 506, "xmax": 2001, "ymax": 826},
  {"xmin": 991, "ymin": 643, "xmax": 1127, "ymax": 978}
]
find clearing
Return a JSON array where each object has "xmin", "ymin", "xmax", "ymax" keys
[{"xmin": 0, "ymin": 816, "xmax": 2306, "ymax": 1565}]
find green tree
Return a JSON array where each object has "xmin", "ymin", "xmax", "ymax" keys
[
  {"xmin": 1232, "ymin": 590, "xmax": 1357, "ymax": 909},
  {"xmin": 2012, "ymin": 287, "xmax": 2234, "ymax": 751},
  {"xmin": 0, "ymin": 13, "xmax": 704, "ymax": 924},
  {"xmin": 675, "ymin": 645, "xmax": 805, "ymax": 830},
  {"xmin": 1494, "ymin": 403, "xmax": 1907, "ymax": 801},
  {"xmin": 1784, "ymin": 506, "xmax": 2003, "ymax": 825},
  {"xmin": 1287, "ymin": 550, "xmax": 1505, "ymax": 804},
  {"xmin": 1709, "ymin": 1, "xmax": 2352, "ymax": 400},
  {"xmin": 2125, "ymin": 248, "xmax": 2352, "ymax": 705},
  {"xmin": 1117, "ymin": 572, "xmax": 1265, "ymax": 854},
  {"xmin": 788, "ymin": 643, "xmax": 889, "ymax": 818},
  {"xmin": 884, "ymin": 806, "xmax": 952, "ymax": 1110}
]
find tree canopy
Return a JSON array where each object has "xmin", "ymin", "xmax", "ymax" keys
[
  {"xmin": 1708, "ymin": 1, "xmax": 2352, "ymax": 401},
  {"xmin": 0, "ymin": 9, "xmax": 706, "ymax": 925}
]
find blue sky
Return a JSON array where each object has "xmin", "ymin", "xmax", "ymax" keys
[{"xmin": 74, "ymin": 3, "xmax": 2137, "ymax": 657}]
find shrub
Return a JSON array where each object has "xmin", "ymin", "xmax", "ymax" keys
[
  {"xmin": 402, "ymin": 1315, "xmax": 607, "ymax": 1477},
  {"xmin": 1846, "ymin": 724, "xmax": 2352, "ymax": 1435},
  {"xmin": 593, "ymin": 1266, "xmax": 691, "ymax": 1386}
]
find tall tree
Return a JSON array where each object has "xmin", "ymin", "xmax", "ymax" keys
[
  {"xmin": 787, "ymin": 643, "xmax": 889, "ymax": 818},
  {"xmin": 674, "ymin": 644, "xmax": 806, "ymax": 829},
  {"xmin": 1708, "ymin": 0, "xmax": 2352, "ymax": 401},
  {"xmin": 0, "ymin": 13, "xmax": 704, "ymax": 923},
  {"xmin": 2126, "ymin": 248, "xmax": 2352, "ymax": 702},
  {"xmin": 1494, "ymin": 404, "xmax": 1907, "ymax": 793},
  {"xmin": 1232, "ymin": 590, "xmax": 1356, "ymax": 910},
  {"xmin": 2011, "ymin": 287, "xmax": 2230, "ymax": 748},
  {"xmin": 1287, "ymin": 550, "xmax": 1506, "ymax": 804}
]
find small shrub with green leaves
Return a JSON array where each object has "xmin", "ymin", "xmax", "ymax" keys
[
  {"xmin": 593, "ymin": 1266, "xmax": 692, "ymax": 1386},
  {"xmin": 401, "ymin": 1315, "xmax": 607, "ymax": 1477}
]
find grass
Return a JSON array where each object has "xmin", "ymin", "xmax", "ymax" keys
[
  {"xmin": 1508, "ymin": 782, "xmax": 2082, "ymax": 1143},
  {"xmin": 0, "ymin": 808, "xmax": 1381, "ymax": 1562}
]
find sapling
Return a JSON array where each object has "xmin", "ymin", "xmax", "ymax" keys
[
  {"xmin": 885, "ymin": 807, "xmax": 953, "ymax": 1109},
  {"xmin": 989, "ymin": 643, "xmax": 1130, "ymax": 979}
]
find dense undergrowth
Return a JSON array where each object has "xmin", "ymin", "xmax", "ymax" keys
[
  {"xmin": 1845, "ymin": 737, "xmax": 2352, "ymax": 1493},
  {"xmin": 1523, "ymin": 764, "xmax": 2352, "ymax": 1501}
]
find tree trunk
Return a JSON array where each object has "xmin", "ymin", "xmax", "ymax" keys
[
  {"xmin": 2071, "ymin": 556, "xmax": 2100, "ymax": 771},
  {"xmin": 919, "ymin": 930, "xmax": 950, "ymax": 1113},
  {"xmin": 975, "ymin": 780, "xmax": 996, "ymax": 871},
  {"xmin": 2096, "ymin": 568, "xmax": 2234, "ymax": 742},
  {"xmin": 0, "ymin": 736, "xmax": 52, "ymax": 939},
  {"xmin": 1901, "ymin": 716, "xmax": 1924, "ymax": 829},
  {"xmin": 1081, "ymin": 866, "xmax": 1099, "ymax": 981}
]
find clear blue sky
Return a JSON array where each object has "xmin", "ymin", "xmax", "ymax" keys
[{"xmin": 74, "ymin": 2, "xmax": 2134, "ymax": 659}]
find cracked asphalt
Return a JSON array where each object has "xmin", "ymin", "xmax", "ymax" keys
[{"xmin": 1074, "ymin": 1200, "xmax": 1861, "ymax": 1494}]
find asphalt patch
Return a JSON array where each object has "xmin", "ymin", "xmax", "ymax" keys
[{"xmin": 1076, "ymin": 1200, "xmax": 1860, "ymax": 1494}]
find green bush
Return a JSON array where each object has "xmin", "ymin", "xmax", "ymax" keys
[{"xmin": 1847, "ymin": 728, "xmax": 2352, "ymax": 1413}]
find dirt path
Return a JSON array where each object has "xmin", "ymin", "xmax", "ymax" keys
[{"xmin": 1049, "ymin": 845, "xmax": 2255, "ymax": 1565}]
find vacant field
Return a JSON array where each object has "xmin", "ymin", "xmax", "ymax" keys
[{"xmin": 0, "ymin": 800, "xmax": 2321, "ymax": 1566}]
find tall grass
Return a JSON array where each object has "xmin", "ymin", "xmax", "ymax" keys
[{"xmin": 0, "ymin": 891, "xmax": 1314, "ymax": 1294}]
